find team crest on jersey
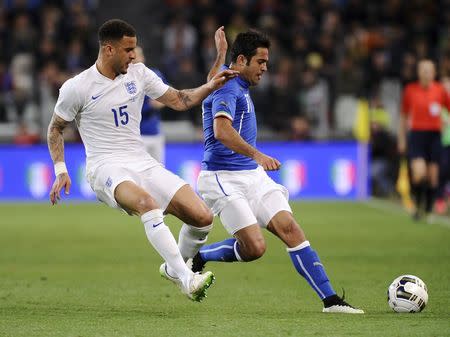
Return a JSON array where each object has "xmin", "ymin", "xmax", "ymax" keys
[{"xmin": 124, "ymin": 81, "xmax": 137, "ymax": 95}]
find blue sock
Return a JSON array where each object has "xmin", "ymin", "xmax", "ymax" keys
[
  {"xmin": 288, "ymin": 241, "xmax": 336, "ymax": 299},
  {"xmin": 199, "ymin": 238, "xmax": 242, "ymax": 262}
]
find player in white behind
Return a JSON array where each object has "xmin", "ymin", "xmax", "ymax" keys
[
  {"xmin": 47, "ymin": 19, "xmax": 238, "ymax": 302},
  {"xmin": 188, "ymin": 28, "xmax": 364, "ymax": 313}
]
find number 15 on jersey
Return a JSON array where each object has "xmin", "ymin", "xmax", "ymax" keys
[{"xmin": 112, "ymin": 105, "xmax": 129, "ymax": 127}]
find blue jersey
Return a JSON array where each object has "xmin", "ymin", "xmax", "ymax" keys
[
  {"xmin": 202, "ymin": 66, "xmax": 258, "ymax": 171},
  {"xmin": 140, "ymin": 68, "xmax": 165, "ymax": 136}
]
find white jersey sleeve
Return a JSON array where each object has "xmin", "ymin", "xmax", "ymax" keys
[
  {"xmin": 54, "ymin": 78, "xmax": 83, "ymax": 122},
  {"xmin": 141, "ymin": 65, "xmax": 169, "ymax": 99}
]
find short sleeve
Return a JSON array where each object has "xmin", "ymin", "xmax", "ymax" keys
[
  {"xmin": 401, "ymin": 85, "xmax": 411, "ymax": 116},
  {"xmin": 211, "ymin": 84, "xmax": 238, "ymax": 121},
  {"xmin": 54, "ymin": 79, "xmax": 83, "ymax": 122},
  {"xmin": 143, "ymin": 66, "xmax": 169, "ymax": 99}
]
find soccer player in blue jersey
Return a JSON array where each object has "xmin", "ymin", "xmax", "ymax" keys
[{"xmin": 191, "ymin": 29, "xmax": 364, "ymax": 313}]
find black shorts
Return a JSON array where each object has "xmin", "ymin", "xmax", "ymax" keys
[{"xmin": 407, "ymin": 131, "xmax": 442, "ymax": 163}]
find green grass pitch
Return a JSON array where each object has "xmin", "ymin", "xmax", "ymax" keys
[{"xmin": 0, "ymin": 201, "xmax": 449, "ymax": 337}]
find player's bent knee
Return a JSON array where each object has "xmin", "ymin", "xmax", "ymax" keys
[
  {"xmin": 135, "ymin": 195, "xmax": 158, "ymax": 214},
  {"xmin": 241, "ymin": 240, "xmax": 266, "ymax": 261},
  {"xmin": 195, "ymin": 209, "xmax": 214, "ymax": 227}
]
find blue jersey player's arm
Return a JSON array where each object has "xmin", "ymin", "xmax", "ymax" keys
[{"xmin": 212, "ymin": 87, "xmax": 281, "ymax": 171}]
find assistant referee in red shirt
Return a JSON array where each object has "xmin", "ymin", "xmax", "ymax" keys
[{"xmin": 398, "ymin": 59, "xmax": 450, "ymax": 220}]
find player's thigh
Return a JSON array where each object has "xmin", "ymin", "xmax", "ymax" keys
[
  {"xmin": 219, "ymin": 197, "xmax": 258, "ymax": 235},
  {"xmin": 410, "ymin": 158, "xmax": 427, "ymax": 182},
  {"xmin": 141, "ymin": 165, "xmax": 187, "ymax": 212},
  {"xmin": 165, "ymin": 184, "xmax": 213, "ymax": 227},
  {"xmin": 114, "ymin": 180, "xmax": 159, "ymax": 215},
  {"xmin": 249, "ymin": 170, "xmax": 293, "ymax": 227},
  {"xmin": 90, "ymin": 164, "xmax": 143, "ymax": 212}
]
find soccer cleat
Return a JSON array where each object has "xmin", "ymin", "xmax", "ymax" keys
[
  {"xmin": 322, "ymin": 293, "xmax": 364, "ymax": 314},
  {"xmin": 159, "ymin": 263, "xmax": 183, "ymax": 288},
  {"xmin": 188, "ymin": 252, "xmax": 206, "ymax": 273},
  {"xmin": 181, "ymin": 271, "xmax": 215, "ymax": 302},
  {"xmin": 159, "ymin": 263, "xmax": 215, "ymax": 302}
]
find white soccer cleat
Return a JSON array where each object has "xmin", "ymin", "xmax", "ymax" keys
[
  {"xmin": 159, "ymin": 263, "xmax": 183, "ymax": 288},
  {"xmin": 159, "ymin": 263, "xmax": 215, "ymax": 302},
  {"xmin": 322, "ymin": 294, "xmax": 364, "ymax": 314},
  {"xmin": 180, "ymin": 271, "xmax": 215, "ymax": 302},
  {"xmin": 322, "ymin": 304, "xmax": 365, "ymax": 314}
]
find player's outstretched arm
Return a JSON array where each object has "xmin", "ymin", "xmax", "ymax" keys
[
  {"xmin": 156, "ymin": 69, "xmax": 239, "ymax": 111},
  {"xmin": 207, "ymin": 26, "xmax": 228, "ymax": 82},
  {"xmin": 47, "ymin": 113, "xmax": 72, "ymax": 205},
  {"xmin": 214, "ymin": 116, "xmax": 281, "ymax": 171}
]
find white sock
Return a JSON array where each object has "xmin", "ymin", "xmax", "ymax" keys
[
  {"xmin": 178, "ymin": 223, "xmax": 213, "ymax": 261},
  {"xmin": 165, "ymin": 223, "xmax": 213, "ymax": 277},
  {"xmin": 141, "ymin": 209, "xmax": 192, "ymax": 285}
]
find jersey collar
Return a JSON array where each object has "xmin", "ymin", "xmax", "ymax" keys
[
  {"xmin": 222, "ymin": 64, "xmax": 250, "ymax": 89},
  {"xmin": 92, "ymin": 63, "xmax": 124, "ymax": 82}
]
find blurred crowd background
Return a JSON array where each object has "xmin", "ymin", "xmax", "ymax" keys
[{"xmin": 1, "ymin": 0, "xmax": 449, "ymax": 199}]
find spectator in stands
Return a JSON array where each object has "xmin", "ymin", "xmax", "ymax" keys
[{"xmin": 369, "ymin": 96, "xmax": 397, "ymax": 197}]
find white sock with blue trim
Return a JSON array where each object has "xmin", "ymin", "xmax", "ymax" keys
[{"xmin": 142, "ymin": 209, "xmax": 192, "ymax": 283}]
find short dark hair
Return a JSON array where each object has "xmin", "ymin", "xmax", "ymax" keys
[
  {"xmin": 98, "ymin": 19, "xmax": 136, "ymax": 45},
  {"xmin": 230, "ymin": 30, "xmax": 270, "ymax": 63}
]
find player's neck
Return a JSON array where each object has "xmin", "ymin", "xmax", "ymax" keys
[{"xmin": 95, "ymin": 58, "xmax": 117, "ymax": 80}]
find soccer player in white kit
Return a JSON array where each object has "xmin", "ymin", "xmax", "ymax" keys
[{"xmin": 47, "ymin": 19, "xmax": 238, "ymax": 302}]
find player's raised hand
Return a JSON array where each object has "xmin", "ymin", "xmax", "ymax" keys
[
  {"xmin": 208, "ymin": 69, "xmax": 239, "ymax": 90},
  {"xmin": 49, "ymin": 173, "xmax": 71, "ymax": 205},
  {"xmin": 215, "ymin": 26, "xmax": 228, "ymax": 56},
  {"xmin": 253, "ymin": 151, "xmax": 281, "ymax": 171}
]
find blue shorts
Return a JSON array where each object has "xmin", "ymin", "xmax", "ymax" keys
[{"xmin": 407, "ymin": 131, "xmax": 442, "ymax": 163}]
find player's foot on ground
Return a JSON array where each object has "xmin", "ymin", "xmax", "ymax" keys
[
  {"xmin": 322, "ymin": 294, "xmax": 364, "ymax": 314},
  {"xmin": 181, "ymin": 271, "xmax": 215, "ymax": 302},
  {"xmin": 159, "ymin": 263, "xmax": 214, "ymax": 302},
  {"xmin": 188, "ymin": 252, "xmax": 206, "ymax": 273}
]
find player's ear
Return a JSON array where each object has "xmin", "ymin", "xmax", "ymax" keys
[
  {"xmin": 237, "ymin": 54, "xmax": 247, "ymax": 67},
  {"xmin": 103, "ymin": 42, "xmax": 114, "ymax": 56}
]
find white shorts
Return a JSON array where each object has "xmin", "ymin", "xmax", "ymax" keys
[
  {"xmin": 88, "ymin": 162, "xmax": 186, "ymax": 212},
  {"xmin": 197, "ymin": 166, "xmax": 292, "ymax": 234}
]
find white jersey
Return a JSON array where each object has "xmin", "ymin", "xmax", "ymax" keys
[{"xmin": 54, "ymin": 62, "xmax": 169, "ymax": 174}]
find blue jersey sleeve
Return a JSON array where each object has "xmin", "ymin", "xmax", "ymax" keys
[{"xmin": 211, "ymin": 84, "xmax": 237, "ymax": 121}]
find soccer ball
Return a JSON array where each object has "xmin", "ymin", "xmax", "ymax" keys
[{"xmin": 387, "ymin": 275, "xmax": 428, "ymax": 313}]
